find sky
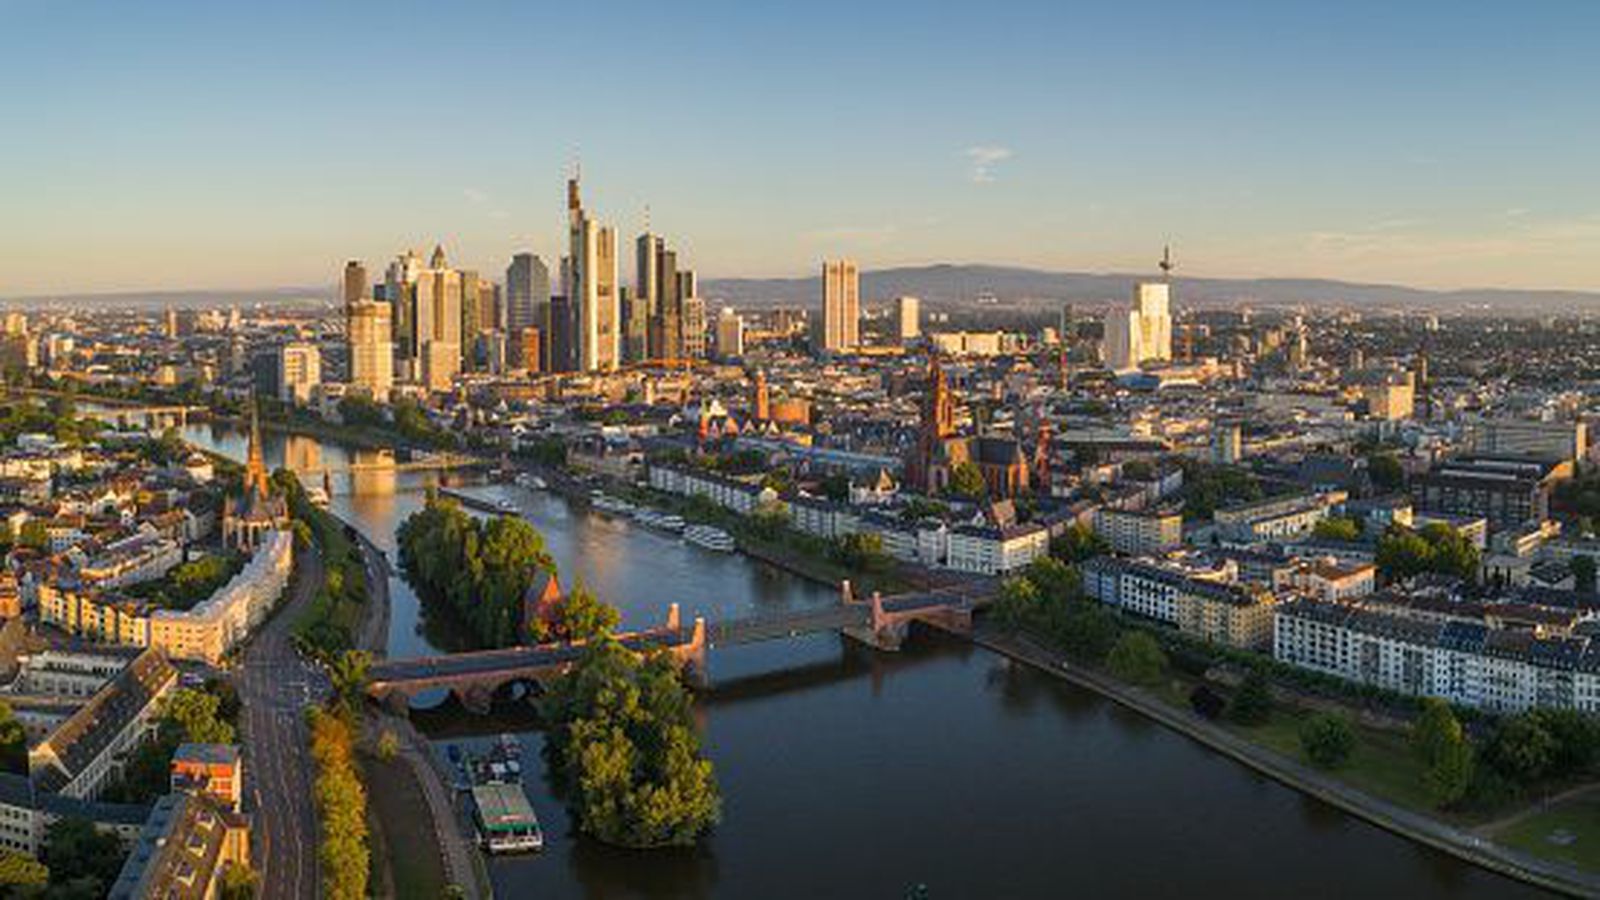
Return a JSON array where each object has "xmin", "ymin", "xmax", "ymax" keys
[{"xmin": 2, "ymin": 0, "xmax": 1598, "ymax": 296}]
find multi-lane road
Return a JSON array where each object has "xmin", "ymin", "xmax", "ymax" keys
[{"xmin": 238, "ymin": 542, "xmax": 329, "ymax": 900}]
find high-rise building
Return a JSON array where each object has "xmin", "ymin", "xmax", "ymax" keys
[
  {"xmin": 682, "ymin": 297, "xmax": 707, "ymax": 359},
  {"xmin": 1103, "ymin": 282, "xmax": 1173, "ymax": 371},
  {"xmin": 385, "ymin": 250, "xmax": 424, "ymax": 374},
  {"xmin": 638, "ymin": 233, "xmax": 693, "ymax": 362},
  {"xmin": 817, "ymin": 259, "xmax": 860, "ymax": 352},
  {"xmin": 715, "ymin": 307, "xmax": 744, "ymax": 360},
  {"xmin": 751, "ymin": 369, "xmax": 770, "ymax": 421},
  {"xmin": 278, "ymin": 342, "xmax": 322, "ymax": 405},
  {"xmin": 634, "ymin": 233, "xmax": 661, "ymax": 360},
  {"xmin": 347, "ymin": 298, "xmax": 393, "ymax": 402},
  {"xmin": 895, "ymin": 295, "xmax": 921, "ymax": 342},
  {"xmin": 566, "ymin": 177, "xmax": 620, "ymax": 372},
  {"xmin": 516, "ymin": 327, "xmax": 542, "ymax": 374},
  {"xmin": 459, "ymin": 272, "xmax": 499, "ymax": 369},
  {"xmin": 342, "ymin": 260, "xmax": 367, "ymax": 309},
  {"xmin": 505, "ymin": 253, "xmax": 550, "ymax": 370},
  {"xmin": 163, "ymin": 307, "xmax": 179, "ymax": 340},
  {"xmin": 548, "ymin": 294, "xmax": 576, "ymax": 372},
  {"xmin": 415, "ymin": 245, "xmax": 463, "ymax": 389}
]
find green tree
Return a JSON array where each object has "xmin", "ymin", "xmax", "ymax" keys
[
  {"xmin": 947, "ymin": 462, "xmax": 986, "ymax": 500},
  {"xmin": 1229, "ymin": 670, "xmax": 1273, "ymax": 726},
  {"xmin": 541, "ymin": 641, "xmax": 721, "ymax": 848},
  {"xmin": 1411, "ymin": 698, "xmax": 1463, "ymax": 765},
  {"xmin": 1486, "ymin": 714, "xmax": 1558, "ymax": 785},
  {"xmin": 220, "ymin": 862, "xmax": 260, "ymax": 900},
  {"xmin": 17, "ymin": 520, "xmax": 47, "ymax": 552},
  {"xmin": 0, "ymin": 701, "xmax": 25, "ymax": 774},
  {"xmin": 1313, "ymin": 516, "xmax": 1362, "ymax": 542},
  {"xmin": 1300, "ymin": 713, "xmax": 1355, "ymax": 769},
  {"xmin": 163, "ymin": 688, "xmax": 236, "ymax": 744},
  {"xmin": 0, "ymin": 850, "xmax": 48, "ymax": 888},
  {"xmin": 328, "ymin": 650, "xmax": 371, "ymax": 714},
  {"xmin": 832, "ymin": 533, "xmax": 888, "ymax": 572},
  {"xmin": 1376, "ymin": 529, "xmax": 1434, "ymax": 581},
  {"xmin": 994, "ymin": 576, "xmax": 1041, "ymax": 630},
  {"xmin": 553, "ymin": 585, "xmax": 621, "ymax": 643},
  {"xmin": 1425, "ymin": 734, "xmax": 1475, "ymax": 808},
  {"xmin": 1050, "ymin": 523, "xmax": 1108, "ymax": 563},
  {"xmin": 1106, "ymin": 632, "xmax": 1167, "ymax": 686},
  {"xmin": 41, "ymin": 818, "xmax": 125, "ymax": 898},
  {"xmin": 1368, "ymin": 452, "xmax": 1406, "ymax": 493}
]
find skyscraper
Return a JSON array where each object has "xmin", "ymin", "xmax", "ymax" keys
[
  {"xmin": 505, "ymin": 252, "xmax": 550, "ymax": 370},
  {"xmin": 415, "ymin": 244, "xmax": 463, "ymax": 390},
  {"xmin": 682, "ymin": 296, "xmax": 707, "ymax": 359},
  {"xmin": 566, "ymin": 176, "xmax": 620, "ymax": 372},
  {"xmin": 1103, "ymin": 282, "xmax": 1173, "ymax": 371},
  {"xmin": 548, "ymin": 294, "xmax": 575, "ymax": 372},
  {"xmin": 385, "ymin": 250, "xmax": 423, "ymax": 375},
  {"xmin": 347, "ymin": 298, "xmax": 393, "ymax": 402},
  {"xmin": 896, "ymin": 295, "xmax": 920, "ymax": 342},
  {"xmin": 715, "ymin": 307, "xmax": 744, "ymax": 360},
  {"xmin": 817, "ymin": 259, "xmax": 860, "ymax": 352},
  {"xmin": 278, "ymin": 342, "xmax": 322, "ymax": 405},
  {"xmin": 634, "ymin": 233, "xmax": 660, "ymax": 361},
  {"xmin": 342, "ymin": 260, "xmax": 367, "ymax": 309}
]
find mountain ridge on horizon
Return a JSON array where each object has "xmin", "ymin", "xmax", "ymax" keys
[{"xmin": 4, "ymin": 263, "xmax": 1595, "ymax": 313}]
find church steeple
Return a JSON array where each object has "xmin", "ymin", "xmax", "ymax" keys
[{"xmin": 245, "ymin": 395, "xmax": 269, "ymax": 498}]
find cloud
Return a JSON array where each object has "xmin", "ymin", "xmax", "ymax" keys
[
  {"xmin": 463, "ymin": 187, "xmax": 489, "ymax": 205},
  {"xmin": 965, "ymin": 145, "xmax": 1013, "ymax": 183}
]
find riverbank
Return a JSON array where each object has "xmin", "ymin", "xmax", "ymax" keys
[{"xmin": 974, "ymin": 625, "xmax": 1600, "ymax": 898}]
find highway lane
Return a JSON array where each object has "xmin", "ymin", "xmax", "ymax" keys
[{"xmin": 238, "ymin": 541, "xmax": 329, "ymax": 900}]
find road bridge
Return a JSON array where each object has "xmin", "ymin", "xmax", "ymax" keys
[{"xmin": 365, "ymin": 582, "xmax": 979, "ymax": 713}]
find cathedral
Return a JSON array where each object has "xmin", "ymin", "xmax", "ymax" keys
[
  {"xmin": 222, "ymin": 400, "xmax": 289, "ymax": 552},
  {"xmin": 905, "ymin": 354, "xmax": 1041, "ymax": 499}
]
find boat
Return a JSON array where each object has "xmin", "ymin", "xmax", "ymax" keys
[
  {"xmin": 684, "ymin": 524, "xmax": 736, "ymax": 553},
  {"xmin": 633, "ymin": 509, "xmax": 686, "ymax": 533},
  {"xmin": 464, "ymin": 735, "xmax": 524, "ymax": 786},
  {"xmin": 514, "ymin": 473, "xmax": 548, "ymax": 490},
  {"xmin": 591, "ymin": 494, "xmax": 636, "ymax": 515},
  {"xmin": 305, "ymin": 485, "xmax": 331, "ymax": 508},
  {"xmin": 496, "ymin": 498, "xmax": 518, "ymax": 512},
  {"xmin": 470, "ymin": 782, "xmax": 544, "ymax": 854}
]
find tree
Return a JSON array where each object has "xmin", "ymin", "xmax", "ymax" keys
[
  {"xmin": 1300, "ymin": 713, "xmax": 1355, "ymax": 769},
  {"xmin": 328, "ymin": 650, "xmax": 371, "ymax": 714},
  {"xmin": 17, "ymin": 520, "xmax": 47, "ymax": 552},
  {"xmin": 1229, "ymin": 670, "xmax": 1273, "ymax": 726},
  {"xmin": 832, "ymin": 533, "xmax": 887, "ymax": 572},
  {"xmin": 1411, "ymin": 698, "xmax": 1462, "ymax": 765},
  {"xmin": 1050, "ymin": 523, "xmax": 1108, "ymax": 563},
  {"xmin": 0, "ymin": 850, "xmax": 47, "ymax": 888},
  {"xmin": 376, "ymin": 730, "xmax": 400, "ymax": 762},
  {"xmin": 994, "ymin": 576, "xmax": 1041, "ymax": 630},
  {"xmin": 1106, "ymin": 632, "xmax": 1167, "ymax": 686},
  {"xmin": 947, "ymin": 462, "xmax": 986, "ymax": 500},
  {"xmin": 41, "ymin": 818, "xmax": 125, "ymax": 898},
  {"xmin": 1486, "ymin": 714, "xmax": 1557, "ymax": 785},
  {"xmin": 1313, "ymin": 516, "xmax": 1362, "ymax": 542},
  {"xmin": 1368, "ymin": 452, "xmax": 1406, "ymax": 493},
  {"xmin": 553, "ymin": 585, "xmax": 621, "ymax": 643},
  {"xmin": 163, "ymin": 688, "xmax": 236, "ymax": 744},
  {"xmin": 541, "ymin": 641, "xmax": 721, "ymax": 848},
  {"xmin": 308, "ymin": 708, "xmax": 369, "ymax": 900},
  {"xmin": 220, "ymin": 862, "xmax": 259, "ymax": 900},
  {"xmin": 1425, "ymin": 735, "xmax": 1475, "ymax": 808},
  {"xmin": 1573, "ymin": 555, "xmax": 1598, "ymax": 594},
  {"xmin": 0, "ymin": 702, "xmax": 25, "ymax": 774}
]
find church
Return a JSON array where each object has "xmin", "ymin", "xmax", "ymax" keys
[
  {"xmin": 222, "ymin": 400, "xmax": 290, "ymax": 552},
  {"xmin": 905, "ymin": 354, "xmax": 1044, "ymax": 499}
]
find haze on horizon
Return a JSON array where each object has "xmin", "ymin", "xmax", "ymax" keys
[{"xmin": 2, "ymin": 0, "xmax": 1597, "ymax": 298}]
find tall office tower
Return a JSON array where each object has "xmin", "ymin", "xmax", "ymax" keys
[
  {"xmin": 278, "ymin": 342, "xmax": 322, "ymax": 405},
  {"xmin": 817, "ymin": 259, "xmax": 860, "ymax": 352},
  {"xmin": 634, "ymin": 233, "xmax": 661, "ymax": 360},
  {"xmin": 548, "ymin": 294, "xmax": 575, "ymax": 372},
  {"xmin": 415, "ymin": 244, "xmax": 463, "ymax": 390},
  {"xmin": 459, "ymin": 272, "xmax": 499, "ymax": 368},
  {"xmin": 1060, "ymin": 302, "xmax": 1075, "ymax": 339},
  {"xmin": 505, "ymin": 252, "xmax": 550, "ymax": 370},
  {"xmin": 715, "ymin": 307, "xmax": 745, "ymax": 360},
  {"xmin": 676, "ymin": 269, "xmax": 697, "ymax": 301},
  {"xmin": 637, "ymin": 233, "xmax": 689, "ymax": 361},
  {"xmin": 342, "ymin": 260, "xmax": 367, "ymax": 309},
  {"xmin": 1102, "ymin": 282, "xmax": 1173, "ymax": 371},
  {"xmin": 895, "ymin": 295, "xmax": 921, "ymax": 342},
  {"xmin": 164, "ymin": 307, "xmax": 179, "ymax": 339},
  {"xmin": 566, "ymin": 176, "xmax": 620, "ymax": 372},
  {"xmin": 385, "ymin": 249, "xmax": 424, "ymax": 374},
  {"xmin": 517, "ymin": 327, "xmax": 542, "ymax": 374},
  {"xmin": 348, "ymin": 298, "xmax": 394, "ymax": 402},
  {"xmin": 620, "ymin": 286, "xmax": 648, "ymax": 362},
  {"xmin": 682, "ymin": 296, "xmax": 708, "ymax": 359}
]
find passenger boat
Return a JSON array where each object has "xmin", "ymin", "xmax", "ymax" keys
[
  {"xmin": 684, "ymin": 524, "xmax": 736, "ymax": 553},
  {"xmin": 633, "ymin": 508, "xmax": 687, "ymax": 533},
  {"xmin": 471, "ymin": 782, "xmax": 543, "ymax": 853}
]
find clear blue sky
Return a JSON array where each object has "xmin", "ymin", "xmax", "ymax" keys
[{"xmin": 3, "ymin": 0, "xmax": 1597, "ymax": 295}]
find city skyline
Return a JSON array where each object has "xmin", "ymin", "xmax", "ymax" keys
[{"xmin": 4, "ymin": 1, "xmax": 1600, "ymax": 296}]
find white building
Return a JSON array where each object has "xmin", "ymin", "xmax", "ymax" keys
[
  {"xmin": 817, "ymin": 259, "xmax": 860, "ymax": 353},
  {"xmin": 277, "ymin": 342, "xmax": 322, "ymax": 405},
  {"xmin": 895, "ymin": 295, "xmax": 920, "ymax": 342},
  {"xmin": 715, "ymin": 307, "xmax": 745, "ymax": 360},
  {"xmin": 1102, "ymin": 282, "xmax": 1173, "ymax": 371},
  {"xmin": 347, "ymin": 298, "xmax": 394, "ymax": 402},
  {"xmin": 946, "ymin": 524, "xmax": 1049, "ymax": 575}
]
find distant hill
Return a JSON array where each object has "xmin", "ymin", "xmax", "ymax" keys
[
  {"xmin": 705, "ymin": 264, "xmax": 1600, "ymax": 313},
  {"xmin": 0, "ymin": 287, "xmax": 329, "ymax": 311}
]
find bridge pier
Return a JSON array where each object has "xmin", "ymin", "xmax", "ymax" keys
[
  {"xmin": 379, "ymin": 689, "xmax": 411, "ymax": 716},
  {"xmin": 456, "ymin": 684, "xmax": 494, "ymax": 715}
]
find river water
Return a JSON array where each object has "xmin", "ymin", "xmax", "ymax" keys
[{"xmin": 173, "ymin": 419, "xmax": 1547, "ymax": 900}]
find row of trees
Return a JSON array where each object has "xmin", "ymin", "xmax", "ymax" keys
[
  {"xmin": 309, "ymin": 708, "xmax": 369, "ymax": 900},
  {"xmin": 541, "ymin": 640, "xmax": 722, "ymax": 848},
  {"xmin": 276, "ymin": 470, "xmax": 370, "ymax": 658},
  {"xmin": 397, "ymin": 492, "xmax": 555, "ymax": 648},
  {"xmin": 994, "ymin": 557, "xmax": 1121, "ymax": 662},
  {"xmin": 124, "ymin": 551, "xmax": 244, "ymax": 611}
]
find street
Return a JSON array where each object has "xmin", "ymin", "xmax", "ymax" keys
[{"xmin": 237, "ymin": 541, "xmax": 330, "ymax": 900}]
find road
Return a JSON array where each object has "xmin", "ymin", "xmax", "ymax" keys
[{"xmin": 238, "ymin": 541, "xmax": 330, "ymax": 900}]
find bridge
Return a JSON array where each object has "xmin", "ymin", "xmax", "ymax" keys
[
  {"xmin": 365, "ymin": 582, "xmax": 979, "ymax": 713},
  {"xmin": 286, "ymin": 452, "xmax": 485, "ymax": 478},
  {"xmin": 79, "ymin": 403, "xmax": 209, "ymax": 430}
]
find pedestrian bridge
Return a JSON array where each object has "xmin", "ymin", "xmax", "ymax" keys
[{"xmin": 365, "ymin": 582, "xmax": 979, "ymax": 713}]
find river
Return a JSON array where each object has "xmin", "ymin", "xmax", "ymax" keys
[{"xmin": 173, "ymin": 418, "xmax": 1548, "ymax": 899}]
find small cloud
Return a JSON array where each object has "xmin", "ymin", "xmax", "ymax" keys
[
  {"xmin": 463, "ymin": 187, "xmax": 489, "ymax": 205},
  {"xmin": 965, "ymin": 145, "xmax": 1013, "ymax": 183}
]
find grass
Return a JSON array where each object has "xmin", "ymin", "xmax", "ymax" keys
[
  {"xmin": 360, "ymin": 751, "xmax": 449, "ymax": 900},
  {"xmin": 1493, "ymin": 792, "xmax": 1600, "ymax": 871}
]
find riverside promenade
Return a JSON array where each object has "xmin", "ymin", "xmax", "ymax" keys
[{"xmin": 974, "ymin": 625, "xmax": 1600, "ymax": 899}]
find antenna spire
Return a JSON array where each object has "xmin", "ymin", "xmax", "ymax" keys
[{"xmin": 1159, "ymin": 244, "xmax": 1175, "ymax": 280}]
